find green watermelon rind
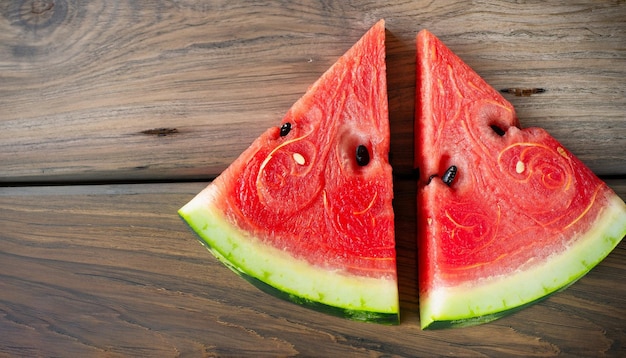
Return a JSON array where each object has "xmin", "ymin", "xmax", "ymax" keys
[
  {"xmin": 420, "ymin": 193, "xmax": 626, "ymax": 329},
  {"xmin": 179, "ymin": 184, "xmax": 400, "ymax": 324}
]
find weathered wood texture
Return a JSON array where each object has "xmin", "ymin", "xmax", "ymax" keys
[
  {"xmin": 2, "ymin": 1, "xmax": 625, "ymax": 356},
  {"xmin": 1, "ymin": 181, "xmax": 625, "ymax": 357},
  {"xmin": 1, "ymin": 1, "xmax": 625, "ymax": 183}
]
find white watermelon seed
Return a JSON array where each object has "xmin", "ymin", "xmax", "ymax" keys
[
  {"xmin": 293, "ymin": 152, "xmax": 306, "ymax": 165},
  {"xmin": 516, "ymin": 160, "xmax": 525, "ymax": 174}
]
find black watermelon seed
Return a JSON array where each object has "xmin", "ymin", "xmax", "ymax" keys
[
  {"xmin": 356, "ymin": 145, "xmax": 370, "ymax": 166},
  {"xmin": 280, "ymin": 122, "xmax": 291, "ymax": 137},
  {"xmin": 490, "ymin": 124, "xmax": 506, "ymax": 136},
  {"xmin": 442, "ymin": 165, "xmax": 457, "ymax": 186}
]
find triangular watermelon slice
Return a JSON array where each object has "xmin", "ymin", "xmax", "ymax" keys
[
  {"xmin": 415, "ymin": 29, "xmax": 626, "ymax": 329},
  {"xmin": 179, "ymin": 20, "xmax": 399, "ymax": 324}
]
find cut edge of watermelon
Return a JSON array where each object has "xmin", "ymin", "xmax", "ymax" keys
[
  {"xmin": 419, "ymin": 193, "xmax": 626, "ymax": 329},
  {"xmin": 179, "ymin": 184, "xmax": 400, "ymax": 324}
]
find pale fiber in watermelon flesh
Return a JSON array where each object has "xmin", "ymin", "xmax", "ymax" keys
[
  {"xmin": 415, "ymin": 29, "xmax": 626, "ymax": 329},
  {"xmin": 179, "ymin": 20, "xmax": 399, "ymax": 323}
]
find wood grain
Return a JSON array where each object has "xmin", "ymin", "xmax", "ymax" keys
[
  {"xmin": 1, "ymin": 1, "xmax": 625, "ymax": 183},
  {"xmin": 2, "ymin": 1, "xmax": 625, "ymax": 355},
  {"xmin": 1, "ymin": 180, "xmax": 625, "ymax": 356}
]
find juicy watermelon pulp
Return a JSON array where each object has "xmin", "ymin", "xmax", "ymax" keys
[
  {"xmin": 179, "ymin": 20, "xmax": 399, "ymax": 323},
  {"xmin": 415, "ymin": 29, "xmax": 626, "ymax": 329}
]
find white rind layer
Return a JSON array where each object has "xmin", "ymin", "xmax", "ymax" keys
[
  {"xmin": 179, "ymin": 184, "xmax": 399, "ymax": 316},
  {"xmin": 420, "ymin": 194, "xmax": 626, "ymax": 328}
]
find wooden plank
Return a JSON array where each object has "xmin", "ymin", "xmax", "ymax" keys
[
  {"xmin": 1, "ymin": 1, "xmax": 625, "ymax": 183},
  {"xmin": 1, "ymin": 180, "xmax": 624, "ymax": 356}
]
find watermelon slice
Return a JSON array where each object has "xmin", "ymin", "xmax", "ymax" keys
[
  {"xmin": 415, "ymin": 29, "xmax": 626, "ymax": 329},
  {"xmin": 179, "ymin": 20, "xmax": 399, "ymax": 323}
]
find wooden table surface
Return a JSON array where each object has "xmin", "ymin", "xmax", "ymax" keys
[{"xmin": 1, "ymin": 1, "xmax": 625, "ymax": 356}]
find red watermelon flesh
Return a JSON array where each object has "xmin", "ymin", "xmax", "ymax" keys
[
  {"xmin": 179, "ymin": 20, "xmax": 398, "ymax": 323},
  {"xmin": 415, "ymin": 29, "xmax": 626, "ymax": 329}
]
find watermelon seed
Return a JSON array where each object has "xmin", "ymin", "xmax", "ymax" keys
[
  {"xmin": 427, "ymin": 174, "xmax": 437, "ymax": 185},
  {"xmin": 490, "ymin": 125, "xmax": 506, "ymax": 136},
  {"xmin": 356, "ymin": 145, "xmax": 370, "ymax": 166},
  {"xmin": 292, "ymin": 152, "xmax": 306, "ymax": 165},
  {"xmin": 442, "ymin": 165, "xmax": 457, "ymax": 186},
  {"xmin": 280, "ymin": 122, "xmax": 292, "ymax": 136}
]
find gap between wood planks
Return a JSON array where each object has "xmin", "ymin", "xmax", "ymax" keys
[{"xmin": 1, "ymin": 173, "xmax": 625, "ymax": 188}]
